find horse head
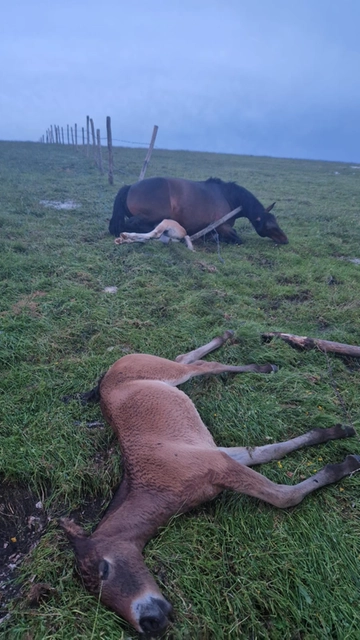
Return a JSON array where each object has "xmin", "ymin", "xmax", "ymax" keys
[
  {"xmin": 254, "ymin": 203, "xmax": 289, "ymax": 244},
  {"xmin": 61, "ymin": 518, "xmax": 173, "ymax": 637}
]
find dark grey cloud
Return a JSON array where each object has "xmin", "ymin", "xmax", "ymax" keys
[{"xmin": 1, "ymin": 0, "xmax": 360, "ymax": 161}]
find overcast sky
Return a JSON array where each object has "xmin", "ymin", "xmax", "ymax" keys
[{"xmin": 1, "ymin": 0, "xmax": 359, "ymax": 162}]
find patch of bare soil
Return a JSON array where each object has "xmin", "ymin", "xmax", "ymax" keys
[
  {"xmin": 0, "ymin": 481, "xmax": 111, "ymax": 626},
  {"xmin": 0, "ymin": 483, "xmax": 48, "ymax": 623},
  {"xmin": 0, "ymin": 291, "xmax": 47, "ymax": 319}
]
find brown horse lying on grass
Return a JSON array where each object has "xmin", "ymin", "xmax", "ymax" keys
[
  {"xmin": 61, "ymin": 331, "xmax": 359, "ymax": 637},
  {"xmin": 108, "ymin": 177, "xmax": 289, "ymax": 245}
]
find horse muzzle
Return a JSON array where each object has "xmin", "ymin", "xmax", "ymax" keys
[
  {"xmin": 269, "ymin": 229, "xmax": 289, "ymax": 244},
  {"xmin": 138, "ymin": 596, "xmax": 173, "ymax": 637}
]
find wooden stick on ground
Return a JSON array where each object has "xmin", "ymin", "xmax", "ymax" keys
[
  {"xmin": 189, "ymin": 206, "xmax": 242, "ymax": 242},
  {"xmin": 263, "ymin": 332, "xmax": 360, "ymax": 358}
]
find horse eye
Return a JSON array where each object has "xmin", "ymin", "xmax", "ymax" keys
[{"xmin": 99, "ymin": 559, "xmax": 110, "ymax": 580}]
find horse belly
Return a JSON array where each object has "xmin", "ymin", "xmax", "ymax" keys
[
  {"xmin": 170, "ymin": 185, "xmax": 230, "ymax": 235},
  {"xmin": 127, "ymin": 180, "xmax": 172, "ymax": 220}
]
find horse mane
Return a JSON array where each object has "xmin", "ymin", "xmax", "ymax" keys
[{"xmin": 205, "ymin": 177, "xmax": 264, "ymax": 214}]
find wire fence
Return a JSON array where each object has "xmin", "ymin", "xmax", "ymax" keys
[
  {"xmin": 103, "ymin": 138, "xmax": 149, "ymax": 146},
  {"xmin": 39, "ymin": 118, "xmax": 159, "ymax": 184}
]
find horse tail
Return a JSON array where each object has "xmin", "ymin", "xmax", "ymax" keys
[
  {"xmin": 109, "ymin": 185, "xmax": 131, "ymax": 236},
  {"xmin": 62, "ymin": 374, "xmax": 106, "ymax": 405}
]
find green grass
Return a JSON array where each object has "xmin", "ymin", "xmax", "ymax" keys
[{"xmin": 1, "ymin": 141, "xmax": 360, "ymax": 639}]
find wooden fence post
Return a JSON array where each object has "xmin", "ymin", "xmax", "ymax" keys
[
  {"xmin": 96, "ymin": 129, "xmax": 104, "ymax": 174},
  {"xmin": 67, "ymin": 125, "xmax": 70, "ymax": 144},
  {"xmin": 74, "ymin": 123, "xmax": 78, "ymax": 148},
  {"xmin": 106, "ymin": 116, "xmax": 114, "ymax": 185},
  {"xmin": 139, "ymin": 125, "xmax": 158, "ymax": 180},
  {"xmin": 82, "ymin": 127, "xmax": 85, "ymax": 146},
  {"xmin": 90, "ymin": 118, "xmax": 96, "ymax": 161},
  {"xmin": 86, "ymin": 115, "xmax": 90, "ymax": 157}
]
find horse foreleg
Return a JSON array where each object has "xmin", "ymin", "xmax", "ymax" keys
[
  {"xmin": 216, "ymin": 449, "xmax": 360, "ymax": 508},
  {"xmin": 217, "ymin": 223, "xmax": 243, "ymax": 244},
  {"xmin": 219, "ymin": 424, "xmax": 356, "ymax": 466}
]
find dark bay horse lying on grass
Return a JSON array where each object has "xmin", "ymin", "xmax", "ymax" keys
[
  {"xmin": 109, "ymin": 177, "xmax": 288, "ymax": 245},
  {"xmin": 61, "ymin": 331, "xmax": 359, "ymax": 637}
]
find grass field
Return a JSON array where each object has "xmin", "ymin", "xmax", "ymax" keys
[{"xmin": 1, "ymin": 141, "xmax": 360, "ymax": 639}]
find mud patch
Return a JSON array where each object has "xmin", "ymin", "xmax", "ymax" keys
[
  {"xmin": 9, "ymin": 291, "xmax": 47, "ymax": 318},
  {"xmin": 0, "ymin": 482, "xmax": 110, "ymax": 625},
  {"xmin": 0, "ymin": 483, "xmax": 48, "ymax": 623}
]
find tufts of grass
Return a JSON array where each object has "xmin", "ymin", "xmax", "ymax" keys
[{"xmin": 1, "ymin": 142, "xmax": 360, "ymax": 639}]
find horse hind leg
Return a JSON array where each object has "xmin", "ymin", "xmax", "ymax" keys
[
  {"xmin": 175, "ymin": 331, "xmax": 235, "ymax": 363},
  {"xmin": 220, "ymin": 424, "xmax": 357, "ymax": 466},
  {"xmin": 175, "ymin": 331, "xmax": 276, "ymax": 373},
  {"xmin": 152, "ymin": 220, "xmax": 194, "ymax": 251}
]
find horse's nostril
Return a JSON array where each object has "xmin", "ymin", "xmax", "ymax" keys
[{"xmin": 140, "ymin": 613, "xmax": 168, "ymax": 635}]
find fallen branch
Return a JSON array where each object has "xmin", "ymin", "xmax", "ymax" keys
[
  {"xmin": 263, "ymin": 332, "xmax": 360, "ymax": 358},
  {"xmin": 189, "ymin": 206, "xmax": 242, "ymax": 241}
]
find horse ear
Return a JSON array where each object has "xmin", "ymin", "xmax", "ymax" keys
[
  {"xmin": 60, "ymin": 517, "xmax": 87, "ymax": 544},
  {"xmin": 265, "ymin": 202, "xmax": 276, "ymax": 213}
]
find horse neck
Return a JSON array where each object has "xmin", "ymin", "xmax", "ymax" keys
[
  {"xmin": 218, "ymin": 181, "xmax": 264, "ymax": 221},
  {"xmin": 93, "ymin": 487, "xmax": 174, "ymax": 550}
]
